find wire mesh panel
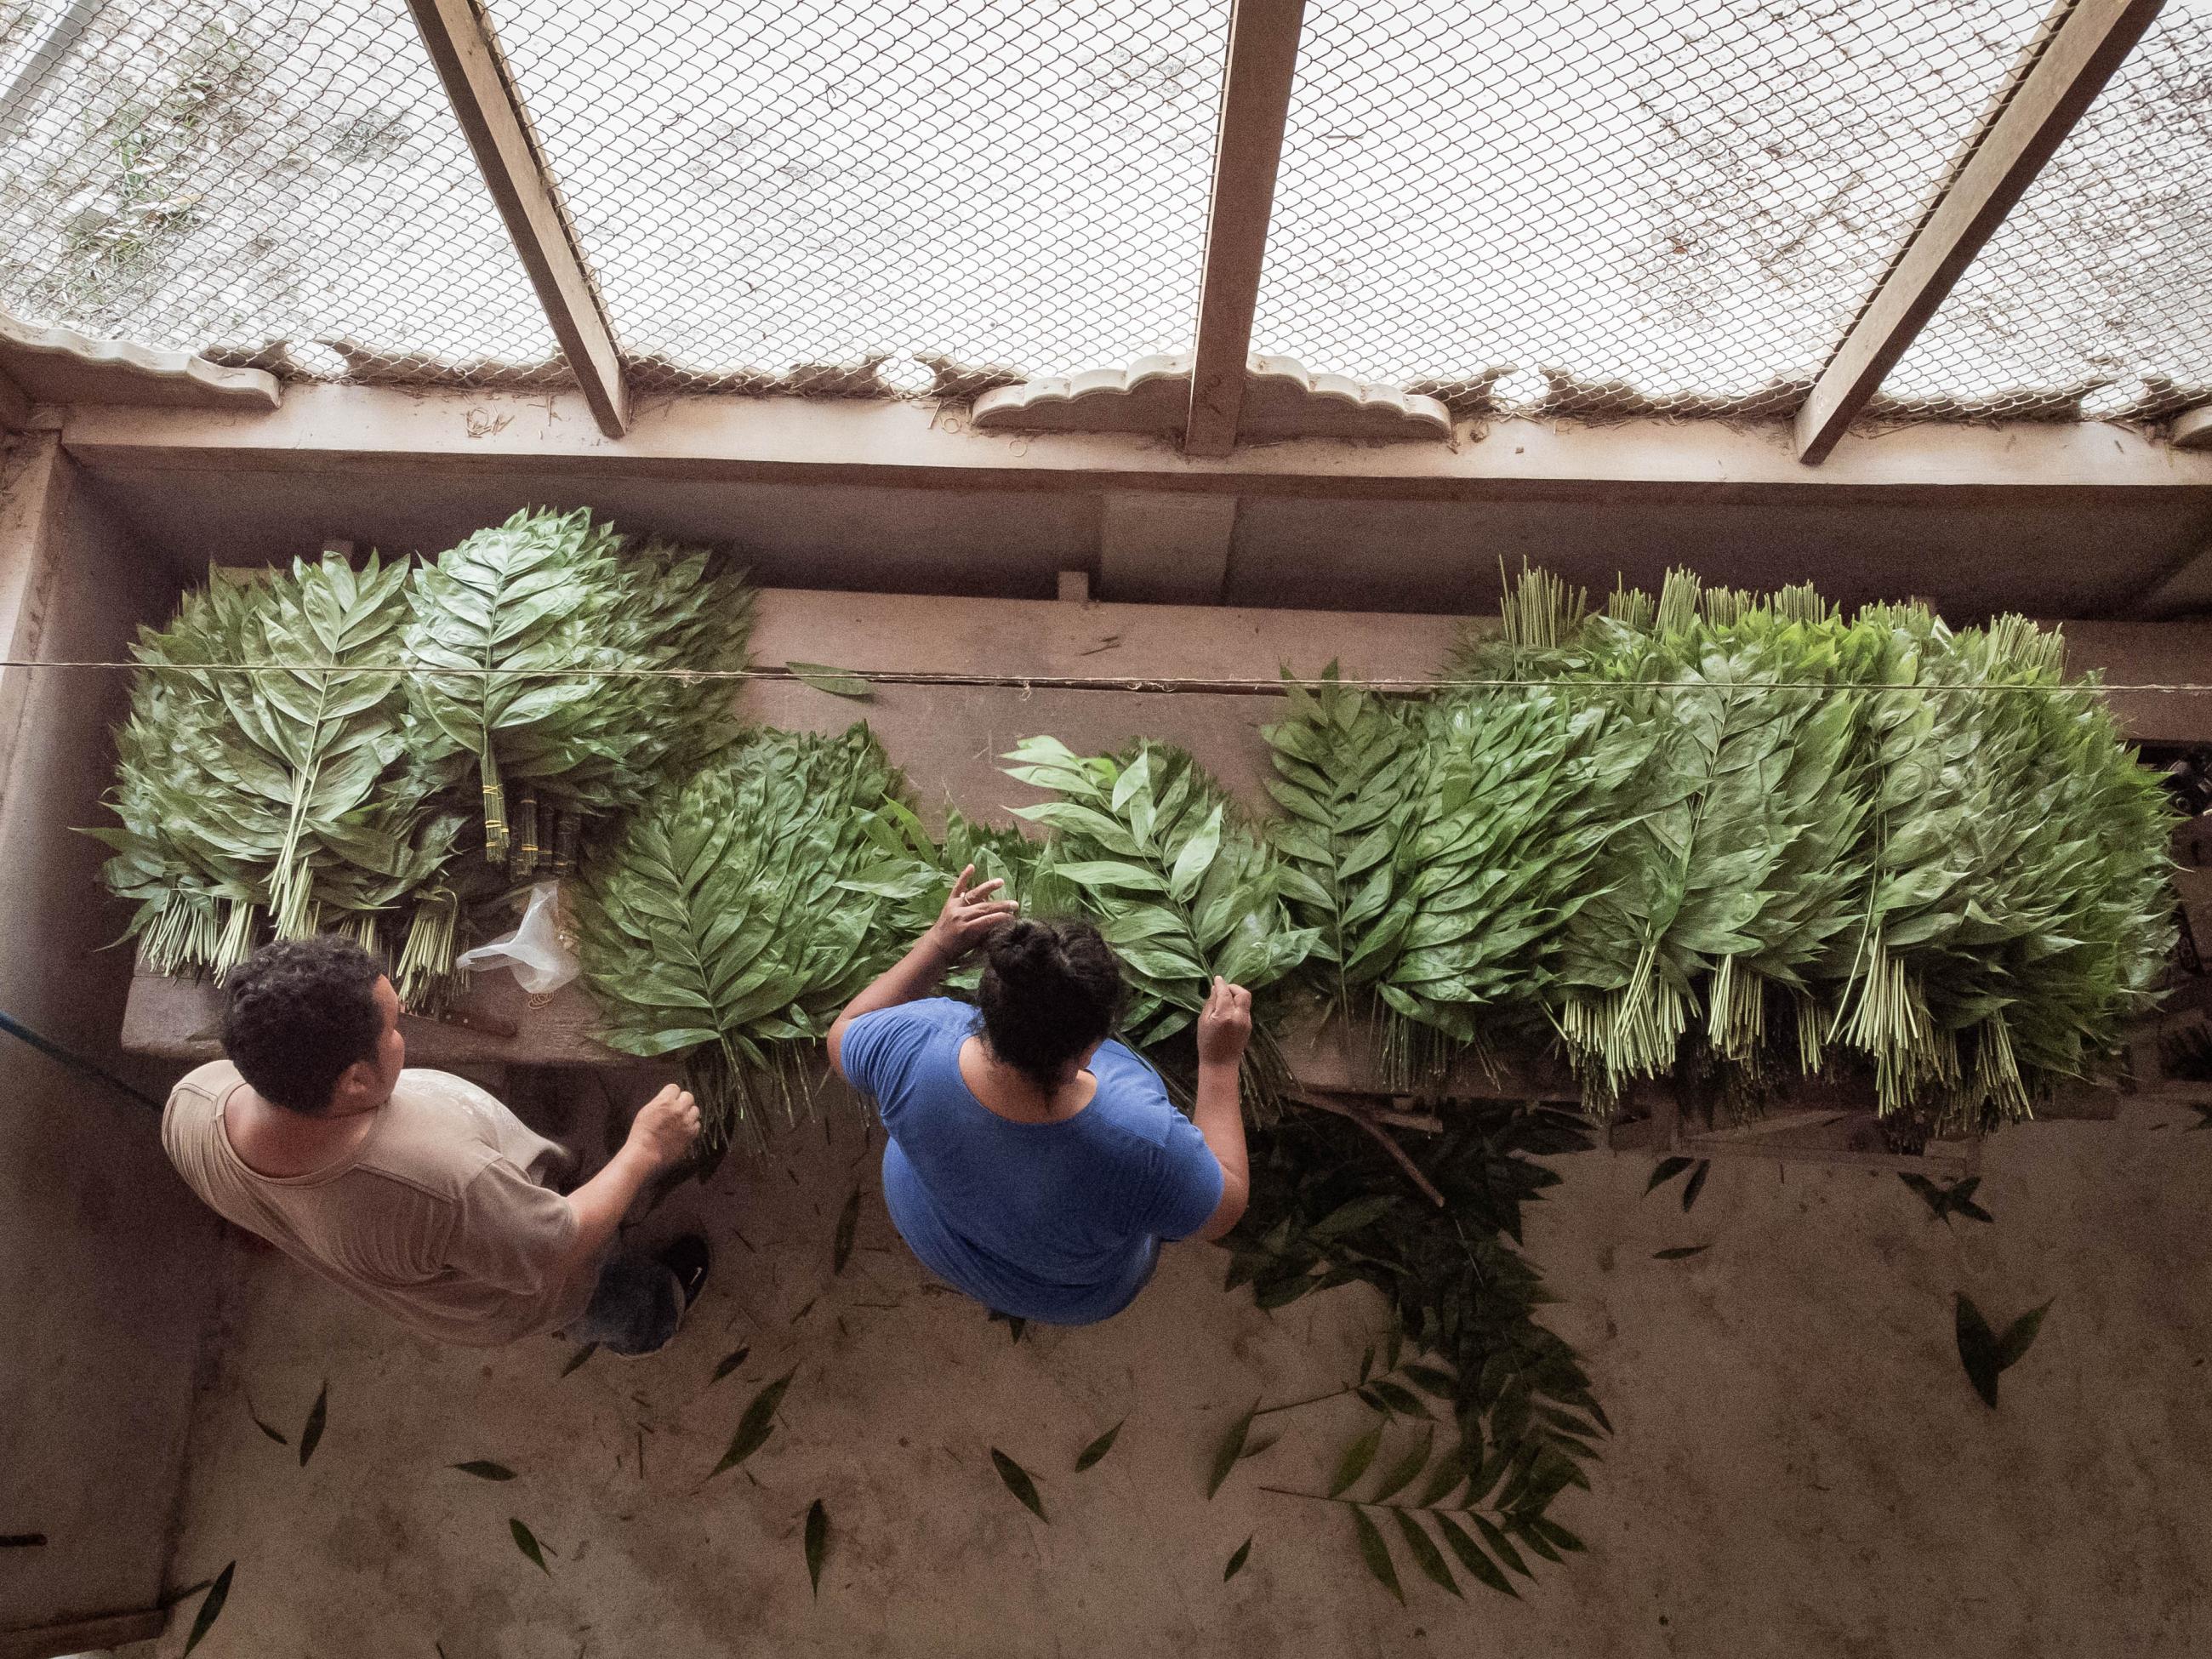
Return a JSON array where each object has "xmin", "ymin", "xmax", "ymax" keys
[
  {"xmin": 1881, "ymin": 1, "xmax": 2212, "ymax": 423},
  {"xmin": 482, "ymin": 0, "xmax": 1231, "ymax": 396},
  {"xmin": 1249, "ymin": 0, "xmax": 2061, "ymax": 419},
  {"xmin": 0, "ymin": 0, "xmax": 558, "ymax": 381}
]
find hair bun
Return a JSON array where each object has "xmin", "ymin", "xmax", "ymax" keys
[{"xmin": 987, "ymin": 917, "xmax": 1059, "ymax": 976}]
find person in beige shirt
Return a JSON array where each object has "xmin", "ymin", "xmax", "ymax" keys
[{"xmin": 164, "ymin": 933, "xmax": 708, "ymax": 1353}]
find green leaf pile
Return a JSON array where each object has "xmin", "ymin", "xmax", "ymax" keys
[
  {"xmin": 1412, "ymin": 562, "xmax": 2175, "ymax": 1132},
  {"xmin": 94, "ymin": 555, "xmax": 465, "ymax": 1004},
  {"xmin": 999, "ymin": 736, "xmax": 1318, "ymax": 1097},
  {"xmin": 402, "ymin": 507, "xmax": 752, "ymax": 875},
  {"xmin": 573, "ymin": 726, "xmax": 938, "ymax": 1145}
]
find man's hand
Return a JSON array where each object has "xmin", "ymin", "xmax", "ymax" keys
[
  {"xmin": 925, "ymin": 864, "xmax": 1019, "ymax": 964},
  {"xmin": 625, "ymin": 1084, "xmax": 702, "ymax": 1172},
  {"xmin": 1196, "ymin": 976, "xmax": 1252, "ymax": 1068}
]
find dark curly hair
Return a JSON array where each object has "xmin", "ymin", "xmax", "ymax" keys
[
  {"xmin": 976, "ymin": 918, "xmax": 1126, "ymax": 1090},
  {"xmin": 221, "ymin": 935, "xmax": 387, "ymax": 1115}
]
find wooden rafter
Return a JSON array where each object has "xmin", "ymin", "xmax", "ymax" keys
[
  {"xmin": 405, "ymin": 0, "xmax": 628, "ymax": 438},
  {"xmin": 1794, "ymin": 0, "xmax": 2167, "ymax": 465},
  {"xmin": 1184, "ymin": 0, "xmax": 1307, "ymax": 458}
]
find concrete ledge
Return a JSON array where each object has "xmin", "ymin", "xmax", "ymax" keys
[{"xmin": 58, "ymin": 385, "xmax": 2212, "ymax": 500}]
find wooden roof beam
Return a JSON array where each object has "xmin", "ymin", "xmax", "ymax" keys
[
  {"xmin": 1184, "ymin": 0, "xmax": 1307, "ymax": 458},
  {"xmin": 1794, "ymin": 0, "xmax": 2167, "ymax": 465},
  {"xmin": 406, "ymin": 0, "xmax": 628, "ymax": 438}
]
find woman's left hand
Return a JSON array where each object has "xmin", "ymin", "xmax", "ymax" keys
[{"xmin": 926, "ymin": 864, "xmax": 1018, "ymax": 964}]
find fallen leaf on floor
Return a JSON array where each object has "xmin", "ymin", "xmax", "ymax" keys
[
  {"xmin": 509, "ymin": 1518, "xmax": 552, "ymax": 1575},
  {"xmin": 1223, "ymin": 1536, "xmax": 1252, "ymax": 1581},
  {"xmin": 450, "ymin": 1461, "xmax": 516, "ymax": 1481},
  {"xmin": 804, "ymin": 1499, "xmax": 829, "ymax": 1597},
  {"xmin": 711, "ymin": 1369, "xmax": 797, "ymax": 1479},
  {"xmin": 990, "ymin": 1448, "xmax": 1048, "ymax": 1521},
  {"xmin": 182, "ymin": 1561, "xmax": 235, "ymax": 1655},
  {"xmin": 1074, "ymin": 1418, "xmax": 1124, "ymax": 1473},
  {"xmin": 298, "ymin": 1382, "xmax": 328, "ymax": 1467}
]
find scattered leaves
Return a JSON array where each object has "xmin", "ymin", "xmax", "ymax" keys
[
  {"xmin": 181, "ymin": 1561, "xmax": 234, "ymax": 1656},
  {"xmin": 1679, "ymin": 1160, "xmax": 1711, "ymax": 1213},
  {"xmin": 710, "ymin": 1345, "xmax": 750, "ymax": 1386},
  {"xmin": 1644, "ymin": 1156, "xmax": 1694, "ymax": 1195},
  {"xmin": 711, "ymin": 1368, "xmax": 798, "ymax": 1478},
  {"xmin": 1652, "ymin": 1244, "xmax": 1710, "ymax": 1261},
  {"xmin": 1074, "ymin": 1418, "xmax": 1125, "ymax": 1473},
  {"xmin": 245, "ymin": 1398, "xmax": 288, "ymax": 1445},
  {"xmin": 1223, "ymin": 1536, "xmax": 1253, "ymax": 1581},
  {"xmin": 1900, "ymin": 1173, "xmax": 1994, "ymax": 1227},
  {"xmin": 298, "ymin": 1382, "xmax": 328, "ymax": 1468},
  {"xmin": 560, "ymin": 1343, "xmax": 598, "ymax": 1377},
  {"xmin": 990, "ymin": 1448, "xmax": 1048, "ymax": 1522},
  {"xmin": 804, "ymin": 1499, "xmax": 829, "ymax": 1597},
  {"xmin": 450, "ymin": 1461, "xmax": 516, "ymax": 1481},
  {"xmin": 509, "ymin": 1518, "xmax": 551, "ymax": 1576},
  {"xmin": 1956, "ymin": 1293, "xmax": 2053, "ymax": 1408}
]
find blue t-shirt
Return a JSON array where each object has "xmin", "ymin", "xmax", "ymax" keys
[{"xmin": 840, "ymin": 998, "xmax": 1225, "ymax": 1325}]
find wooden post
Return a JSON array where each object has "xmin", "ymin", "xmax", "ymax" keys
[
  {"xmin": 1184, "ymin": 0, "xmax": 1307, "ymax": 459},
  {"xmin": 405, "ymin": 0, "xmax": 629, "ymax": 438},
  {"xmin": 1793, "ymin": 0, "xmax": 2167, "ymax": 465}
]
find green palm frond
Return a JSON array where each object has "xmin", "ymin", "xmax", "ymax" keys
[
  {"xmin": 97, "ymin": 555, "xmax": 459, "ymax": 998},
  {"xmin": 574, "ymin": 726, "xmax": 936, "ymax": 1148},
  {"xmin": 402, "ymin": 508, "xmax": 751, "ymax": 874},
  {"xmin": 1001, "ymin": 736, "xmax": 1319, "ymax": 1099}
]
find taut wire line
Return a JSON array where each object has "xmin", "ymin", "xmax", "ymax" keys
[{"xmin": 4, "ymin": 658, "xmax": 2212, "ymax": 699}]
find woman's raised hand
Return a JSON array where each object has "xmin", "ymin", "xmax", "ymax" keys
[
  {"xmin": 925, "ymin": 864, "xmax": 1020, "ymax": 964},
  {"xmin": 1196, "ymin": 975, "xmax": 1252, "ymax": 1068}
]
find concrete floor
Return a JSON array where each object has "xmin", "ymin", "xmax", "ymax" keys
[{"xmin": 135, "ymin": 1085, "xmax": 2212, "ymax": 1659}]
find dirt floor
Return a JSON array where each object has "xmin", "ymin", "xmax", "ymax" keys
[{"xmin": 133, "ymin": 1080, "xmax": 2212, "ymax": 1659}]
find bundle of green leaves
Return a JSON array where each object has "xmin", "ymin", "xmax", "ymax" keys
[
  {"xmin": 403, "ymin": 508, "xmax": 753, "ymax": 876},
  {"xmin": 1000, "ymin": 737, "xmax": 1319, "ymax": 1090},
  {"xmin": 95, "ymin": 554, "xmax": 464, "ymax": 1002},
  {"xmin": 1264, "ymin": 664, "xmax": 1645, "ymax": 1087},
  {"xmin": 1436, "ymin": 564, "xmax": 2175, "ymax": 1129},
  {"xmin": 573, "ymin": 725, "xmax": 941, "ymax": 1146}
]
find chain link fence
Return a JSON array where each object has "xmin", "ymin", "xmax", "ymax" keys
[
  {"xmin": 1248, "ymin": 0, "xmax": 2064, "ymax": 420},
  {"xmin": 0, "ymin": 0, "xmax": 558, "ymax": 383},
  {"xmin": 1878, "ymin": 3, "xmax": 2212, "ymax": 424},
  {"xmin": 0, "ymin": 0, "xmax": 2205, "ymax": 427},
  {"xmin": 483, "ymin": 0, "xmax": 1229, "ymax": 398}
]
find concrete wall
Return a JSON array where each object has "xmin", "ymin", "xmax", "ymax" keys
[{"xmin": 0, "ymin": 436, "xmax": 222, "ymax": 1647}]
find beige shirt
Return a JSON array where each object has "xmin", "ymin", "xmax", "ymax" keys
[{"xmin": 163, "ymin": 1062, "xmax": 594, "ymax": 1348}]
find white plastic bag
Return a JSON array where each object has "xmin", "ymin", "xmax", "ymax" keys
[{"xmin": 456, "ymin": 880, "xmax": 579, "ymax": 995}]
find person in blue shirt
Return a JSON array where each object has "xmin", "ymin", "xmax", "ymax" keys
[{"xmin": 828, "ymin": 865, "xmax": 1252, "ymax": 1325}]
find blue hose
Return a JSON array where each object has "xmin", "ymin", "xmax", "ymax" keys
[{"xmin": 0, "ymin": 1008, "xmax": 164, "ymax": 1110}]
